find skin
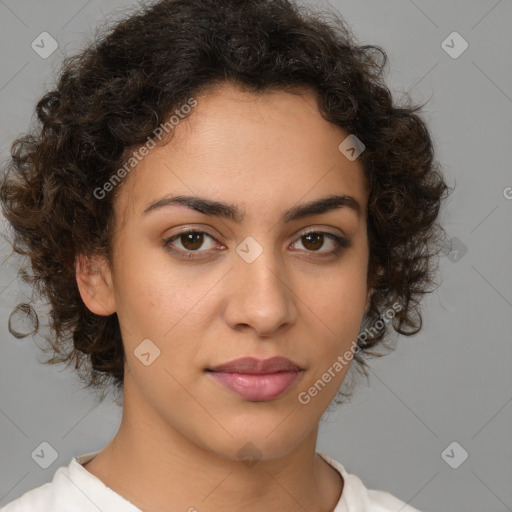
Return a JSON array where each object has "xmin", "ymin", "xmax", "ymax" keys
[{"xmin": 76, "ymin": 82, "xmax": 372, "ymax": 512}]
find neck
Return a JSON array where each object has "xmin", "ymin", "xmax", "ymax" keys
[{"xmin": 83, "ymin": 378, "xmax": 343, "ymax": 512}]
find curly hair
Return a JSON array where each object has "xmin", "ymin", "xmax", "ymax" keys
[{"xmin": 0, "ymin": 0, "xmax": 451, "ymax": 404}]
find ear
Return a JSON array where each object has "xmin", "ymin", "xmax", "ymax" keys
[{"xmin": 75, "ymin": 254, "xmax": 116, "ymax": 316}]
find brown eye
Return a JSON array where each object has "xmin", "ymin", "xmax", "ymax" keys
[
  {"xmin": 180, "ymin": 232, "xmax": 206, "ymax": 251},
  {"xmin": 163, "ymin": 228, "xmax": 350, "ymax": 261},
  {"xmin": 292, "ymin": 231, "xmax": 350, "ymax": 255},
  {"xmin": 301, "ymin": 232, "xmax": 324, "ymax": 251},
  {"xmin": 164, "ymin": 230, "xmax": 218, "ymax": 257}
]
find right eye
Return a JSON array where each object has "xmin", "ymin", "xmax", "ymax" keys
[{"xmin": 163, "ymin": 230, "xmax": 223, "ymax": 259}]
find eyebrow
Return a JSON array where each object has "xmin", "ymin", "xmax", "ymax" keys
[{"xmin": 142, "ymin": 193, "xmax": 362, "ymax": 222}]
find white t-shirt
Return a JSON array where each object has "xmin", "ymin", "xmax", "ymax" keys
[{"xmin": 2, "ymin": 450, "xmax": 421, "ymax": 512}]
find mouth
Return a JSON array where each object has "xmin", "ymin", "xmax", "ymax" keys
[
  {"xmin": 205, "ymin": 356, "xmax": 305, "ymax": 401},
  {"xmin": 206, "ymin": 370, "xmax": 304, "ymax": 401},
  {"xmin": 206, "ymin": 356, "xmax": 303, "ymax": 374}
]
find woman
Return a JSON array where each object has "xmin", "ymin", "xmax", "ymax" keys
[{"xmin": 0, "ymin": 0, "xmax": 450, "ymax": 510}]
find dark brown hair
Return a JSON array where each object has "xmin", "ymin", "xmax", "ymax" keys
[{"xmin": 0, "ymin": 0, "xmax": 451, "ymax": 404}]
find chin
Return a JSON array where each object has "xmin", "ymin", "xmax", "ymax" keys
[{"xmin": 195, "ymin": 422, "xmax": 312, "ymax": 464}]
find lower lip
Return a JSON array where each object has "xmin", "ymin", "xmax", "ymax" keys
[{"xmin": 207, "ymin": 370, "xmax": 304, "ymax": 401}]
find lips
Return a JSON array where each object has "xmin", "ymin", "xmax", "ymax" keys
[
  {"xmin": 207, "ymin": 356, "xmax": 303, "ymax": 374},
  {"xmin": 206, "ymin": 356, "xmax": 304, "ymax": 401}
]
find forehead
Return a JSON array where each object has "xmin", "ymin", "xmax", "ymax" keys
[{"xmin": 114, "ymin": 83, "xmax": 368, "ymax": 225}]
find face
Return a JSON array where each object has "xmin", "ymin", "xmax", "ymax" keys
[{"xmin": 78, "ymin": 83, "xmax": 371, "ymax": 461}]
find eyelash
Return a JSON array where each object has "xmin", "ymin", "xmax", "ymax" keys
[{"xmin": 163, "ymin": 229, "xmax": 350, "ymax": 260}]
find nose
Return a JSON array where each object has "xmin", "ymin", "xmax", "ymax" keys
[{"xmin": 223, "ymin": 246, "xmax": 297, "ymax": 337}]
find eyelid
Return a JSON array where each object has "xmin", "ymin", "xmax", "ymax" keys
[
  {"xmin": 163, "ymin": 225, "xmax": 350, "ymax": 260},
  {"xmin": 299, "ymin": 226, "xmax": 346, "ymax": 238},
  {"xmin": 164, "ymin": 226, "xmax": 223, "ymax": 245},
  {"xmin": 165, "ymin": 224, "xmax": 345, "ymax": 243}
]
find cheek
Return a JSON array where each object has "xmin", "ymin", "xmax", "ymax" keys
[
  {"xmin": 306, "ymin": 269, "xmax": 367, "ymax": 333},
  {"xmin": 118, "ymin": 272, "xmax": 202, "ymax": 338},
  {"xmin": 113, "ymin": 248, "xmax": 221, "ymax": 357},
  {"xmin": 299, "ymin": 267, "xmax": 367, "ymax": 384},
  {"xmin": 110, "ymin": 254, "xmax": 165, "ymax": 342},
  {"xmin": 117, "ymin": 267, "xmax": 209, "ymax": 383}
]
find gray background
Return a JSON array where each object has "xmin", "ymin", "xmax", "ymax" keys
[{"xmin": 0, "ymin": 1, "xmax": 511, "ymax": 511}]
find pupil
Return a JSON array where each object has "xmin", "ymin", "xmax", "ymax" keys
[
  {"xmin": 179, "ymin": 232, "xmax": 325, "ymax": 252},
  {"xmin": 183, "ymin": 232, "xmax": 203, "ymax": 250},
  {"xmin": 304, "ymin": 233, "xmax": 322, "ymax": 251}
]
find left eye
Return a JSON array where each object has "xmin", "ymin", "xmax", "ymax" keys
[
  {"xmin": 163, "ymin": 229, "xmax": 350, "ymax": 259},
  {"xmin": 165, "ymin": 230, "xmax": 219, "ymax": 253},
  {"xmin": 291, "ymin": 231, "xmax": 344, "ymax": 252}
]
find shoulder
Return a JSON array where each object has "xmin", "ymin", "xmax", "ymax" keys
[
  {"xmin": 317, "ymin": 452, "xmax": 423, "ymax": 512},
  {"xmin": 1, "ymin": 450, "xmax": 139, "ymax": 512},
  {"xmin": 2, "ymin": 465, "xmax": 70, "ymax": 512}
]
